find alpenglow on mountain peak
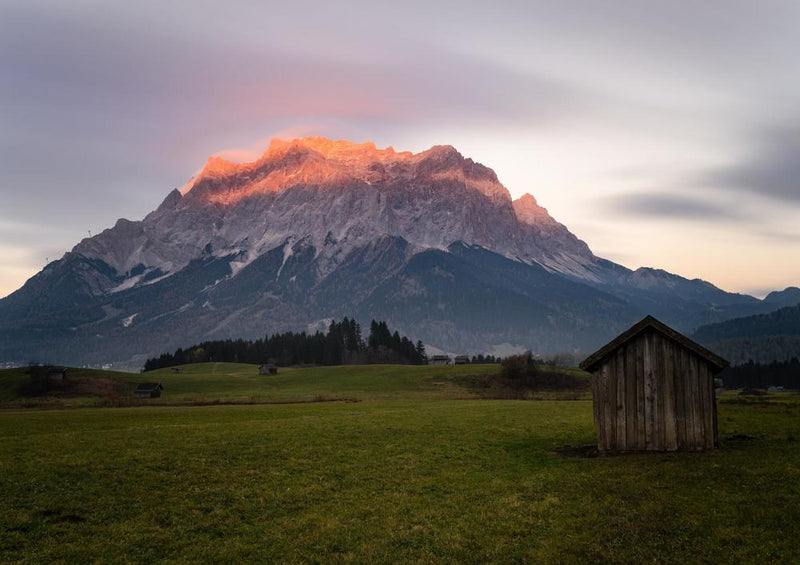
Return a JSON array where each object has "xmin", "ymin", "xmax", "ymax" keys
[
  {"xmin": 181, "ymin": 137, "xmax": 507, "ymax": 203},
  {"xmin": 73, "ymin": 136, "xmax": 600, "ymax": 286}
]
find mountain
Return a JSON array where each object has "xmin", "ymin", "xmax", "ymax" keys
[
  {"xmin": 762, "ymin": 287, "xmax": 800, "ymax": 309},
  {"xmin": 72, "ymin": 138, "xmax": 606, "ymax": 284},
  {"xmin": 592, "ymin": 266, "xmax": 764, "ymax": 330},
  {"xmin": 693, "ymin": 304, "xmax": 800, "ymax": 364},
  {"xmin": 0, "ymin": 137, "xmax": 779, "ymax": 368}
]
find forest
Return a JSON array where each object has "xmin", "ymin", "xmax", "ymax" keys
[
  {"xmin": 720, "ymin": 358, "xmax": 800, "ymax": 390},
  {"xmin": 143, "ymin": 318, "xmax": 427, "ymax": 370}
]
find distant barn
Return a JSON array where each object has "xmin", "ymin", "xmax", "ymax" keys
[
  {"xmin": 259, "ymin": 364, "xmax": 278, "ymax": 375},
  {"xmin": 46, "ymin": 368, "xmax": 66, "ymax": 381},
  {"xmin": 454, "ymin": 355, "xmax": 470, "ymax": 365},
  {"xmin": 428, "ymin": 355, "xmax": 451, "ymax": 366},
  {"xmin": 580, "ymin": 316, "xmax": 728, "ymax": 452},
  {"xmin": 134, "ymin": 383, "xmax": 163, "ymax": 398}
]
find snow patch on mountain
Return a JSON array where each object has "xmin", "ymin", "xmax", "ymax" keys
[
  {"xmin": 276, "ymin": 241, "xmax": 294, "ymax": 281},
  {"xmin": 121, "ymin": 313, "xmax": 138, "ymax": 327},
  {"xmin": 111, "ymin": 275, "xmax": 145, "ymax": 294}
]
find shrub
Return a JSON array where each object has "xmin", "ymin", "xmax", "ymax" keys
[
  {"xmin": 500, "ymin": 351, "xmax": 587, "ymax": 393},
  {"xmin": 501, "ymin": 352, "xmax": 539, "ymax": 388},
  {"xmin": 22, "ymin": 364, "xmax": 61, "ymax": 396}
]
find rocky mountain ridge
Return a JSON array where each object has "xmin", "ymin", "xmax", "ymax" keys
[{"xmin": 73, "ymin": 137, "xmax": 604, "ymax": 291}]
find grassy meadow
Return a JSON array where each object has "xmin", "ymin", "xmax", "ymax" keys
[
  {"xmin": 1, "ymin": 363, "xmax": 799, "ymax": 563},
  {"xmin": 0, "ymin": 362, "xmax": 588, "ymax": 407}
]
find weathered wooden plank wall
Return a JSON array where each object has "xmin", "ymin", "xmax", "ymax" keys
[
  {"xmin": 615, "ymin": 348, "xmax": 626, "ymax": 451},
  {"xmin": 625, "ymin": 342, "xmax": 636, "ymax": 448},
  {"xmin": 593, "ymin": 329, "xmax": 717, "ymax": 452}
]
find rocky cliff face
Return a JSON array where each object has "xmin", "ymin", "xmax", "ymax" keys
[
  {"xmin": 0, "ymin": 137, "xmax": 766, "ymax": 367},
  {"xmin": 73, "ymin": 137, "xmax": 605, "ymax": 291}
]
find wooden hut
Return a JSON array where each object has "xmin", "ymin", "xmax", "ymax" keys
[
  {"xmin": 46, "ymin": 368, "xmax": 66, "ymax": 382},
  {"xmin": 259, "ymin": 364, "xmax": 278, "ymax": 375},
  {"xmin": 134, "ymin": 383, "xmax": 163, "ymax": 399},
  {"xmin": 580, "ymin": 316, "xmax": 728, "ymax": 452}
]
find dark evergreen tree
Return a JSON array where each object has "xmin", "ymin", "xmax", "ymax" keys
[
  {"xmin": 719, "ymin": 357, "xmax": 800, "ymax": 389},
  {"xmin": 416, "ymin": 340, "xmax": 427, "ymax": 363}
]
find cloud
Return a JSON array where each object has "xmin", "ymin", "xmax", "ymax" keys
[
  {"xmin": 0, "ymin": 239, "xmax": 68, "ymax": 298},
  {"xmin": 604, "ymin": 192, "xmax": 741, "ymax": 220},
  {"xmin": 755, "ymin": 228, "xmax": 800, "ymax": 244},
  {"xmin": 703, "ymin": 126, "xmax": 800, "ymax": 203},
  {"xmin": 210, "ymin": 126, "xmax": 328, "ymax": 163}
]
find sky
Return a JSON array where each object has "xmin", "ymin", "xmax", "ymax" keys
[{"xmin": 1, "ymin": 0, "xmax": 799, "ymax": 298}]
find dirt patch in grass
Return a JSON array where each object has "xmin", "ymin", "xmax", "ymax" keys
[
  {"xmin": 723, "ymin": 433, "xmax": 757, "ymax": 443},
  {"xmin": 130, "ymin": 396, "xmax": 363, "ymax": 408},
  {"xmin": 739, "ymin": 388, "xmax": 769, "ymax": 396},
  {"xmin": 38, "ymin": 509, "xmax": 87, "ymax": 524},
  {"xmin": 455, "ymin": 371, "xmax": 590, "ymax": 400},
  {"xmin": 553, "ymin": 444, "xmax": 602, "ymax": 458},
  {"xmin": 65, "ymin": 377, "xmax": 131, "ymax": 398},
  {"xmin": 551, "ymin": 445, "xmax": 669, "ymax": 458},
  {"xmin": 3, "ymin": 395, "xmax": 363, "ymax": 410},
  {"xmin": 19, "ymin": 371, "xmax": 132, "ymax": 400}
]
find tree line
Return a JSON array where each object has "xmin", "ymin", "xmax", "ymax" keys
[
  {"xmin": 143, "ymin": 318, "xmax": 427, "ymax": 371},
  {"xmin": 720, "ymin": 358, "xmax": 800, "ymax": 389},
  {"xmin": 470, "ymin": 354, "xmax": 501, "ymax": 364},
  {"xmin": 702, "ymin": 335, "xmax": 800, "ymax": 365}
]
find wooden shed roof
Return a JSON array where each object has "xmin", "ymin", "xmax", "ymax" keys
[
  {"xmin": 135, "ymin": 383, "xmax": 163, "ymax": 392},
  {"xmin": 580, "ymin": 315, "xmax": 728, "ymax": 373}
]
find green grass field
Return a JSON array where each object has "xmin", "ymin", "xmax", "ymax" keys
[
  {"xmin": 138, "ymin": 362, "xmax": 507, "ymax": 402},
  {"xmin": 0, "ymin": 362, "xmax": 588, "ymax": 407},
  {"xmin": 1, "ymin": 364, "xmax": 799, "ymax": 563}
]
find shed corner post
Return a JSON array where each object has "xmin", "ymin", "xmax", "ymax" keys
[{"xmin": 712, "ymin": 375, "xmax": 719, "ymax": 449}]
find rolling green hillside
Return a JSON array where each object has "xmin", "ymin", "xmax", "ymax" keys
[
  {"xmin": 1, "ymin": 362, "xmax": 590, "ymax": 407},
  {"xmin": 136, "ymin": 362, "xmax": 508, "ymax": 403},
  {"xmin": 0, "ymin": 367, "xmax": 133, "ymax": 406}
]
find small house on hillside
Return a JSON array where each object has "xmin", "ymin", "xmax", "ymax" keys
[
  {"xmin": 134, "ymin": 383, "xmax": 163, "ymax": 399},
  {"xmin": 454, "ymin": 355, "xmax": 470, "ymax": 365},
  {"xmin": 46, "ymin": 368, "xmax": 66, "ymax": 381},
  {"xmin": 580, "ymin": 316, "xmax": 728, "ymax": 452},
  {"xmin": 259, "ymin": 364, "xmax": 278, "ymax": 375},
  {"xmin": 429, "ymin": 355, "xmax": 451, "ymax": 366}
]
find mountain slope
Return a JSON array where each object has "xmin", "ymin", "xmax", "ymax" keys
[
  {"xmin": 693, "ymin": 304, "xmax": 800, "ymax": 364},
  {"xmin": 695, "ymin": 304, "xmax": 800, "ymax": 341},
  {"xmin": 0, "ymin": 237, "xmax": 640, "ymax": 367},
  {"xmin": 591, "ymin": 266, "xmax": 762, "ymax": 330}
]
